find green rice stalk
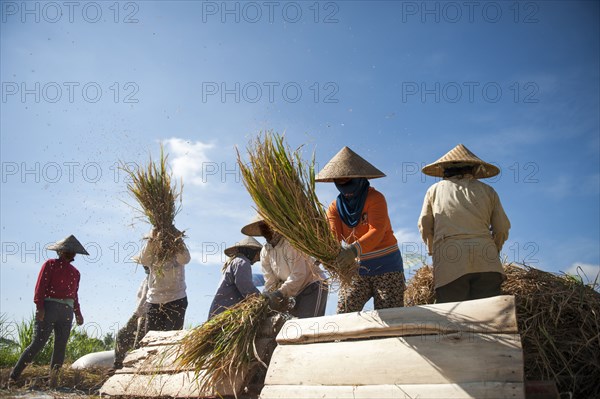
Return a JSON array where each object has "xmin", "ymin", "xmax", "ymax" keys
[
  {"xmin": 121, "ymin": 145, "xmax": 185, "ymax": 272},
  {"xmin": 237, "ymin": 131, "xmax": 356, "ymax": 286},
  {"xmin": 176, "ymin": 295, "xmax": 270, "ymax": 396}
]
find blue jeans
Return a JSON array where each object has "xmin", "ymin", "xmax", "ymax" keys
[{"xmin": 10, "ymin": 301, "xmax": 73, "ymax": 379}]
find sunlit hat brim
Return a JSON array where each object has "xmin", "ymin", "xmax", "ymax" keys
[
  {"xmin": 422, "ymin": 144, "xmax": 499, "ymax": 178},
  {"xmin": 315, "ymin": 146, "xmax": 386, "ymax": 182}
]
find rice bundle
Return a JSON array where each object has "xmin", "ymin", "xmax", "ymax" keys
[
  {"xmin": 176, "ymin": 295, "xmax": 271, "ymax": 394},
  {"xmin": 404, "ymin": 263, "xmax": 600, "ymax": 398},
  {"xmin": 237, "ymin": 132, "xmax": 355, "ymax": 286},
  {"xmin": 122, "ymin": 146, "xmax": 185, "ymax": 271}
]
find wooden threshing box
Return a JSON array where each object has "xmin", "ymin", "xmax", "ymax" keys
[
  {"xmin": 101, "ymin": 295, "xmax": 524, "ymax": 398},
  {"xmin": 100, "ymin": 316, "xmax": 283, "ymax": 397},
  {"xmin": 261, "ymin": 295, "xmax": 524, "ymax": 399}
]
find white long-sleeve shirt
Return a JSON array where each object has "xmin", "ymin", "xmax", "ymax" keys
[
  {"xmin": 261, "ymin": 238, "xmax": 324, "ymax": 298},
  {"xmin": 135, "ymin": 240, "xmax": 191, "ymax": 304},
  {"xmin": 134, "ymin": 275, "xmax": 150, "ymax": 317}
]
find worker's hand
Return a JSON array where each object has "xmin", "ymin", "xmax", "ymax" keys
[
  {"xmin": 336, "ymin": 245, "xmax": 358, "ymax": 268},
  {"xmin": 75, "ymin": 314, "xmax": 84, "ymax": 326},
  {"xmin": 262, "ymin": 290, "xmax": 287, "ymax": 312},
  {"xmin": 35, "ymin": 309, "xmax": 45, "ymax": 322}
]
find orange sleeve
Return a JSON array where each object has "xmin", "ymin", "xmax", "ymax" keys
[
  {"xmin": 354, "ymin": 191, "xmax": 391, "ymax": 255},
  {"xmin": 326, "ymin": 200, "xmax": 344, "ymax": 241}
]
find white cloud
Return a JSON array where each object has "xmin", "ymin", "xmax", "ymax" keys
[
  {"xmin": 512, "ymin": 73, "xmax": 559, "ymax": 95},
  {"xmin": 583, "ymin": 174, "xmax": 600, "ymax": 196},
  {"xmin": 472, "ymin": 126, "xmax": 545, "ymax": 156},
  {"xmin": 190, "ymin": 247, "xmax": 227, "ymax": 268},
  {"xmin": 164, "ymin": 138, "xmax": 215, "ymax": 186},
  {"xmin": 394, "ymin": 227, "xmax": 422, "ymax": 245},
  {"xmin": 544, "ymin": 174, "xmax": 571, "ymax": 199},
  {"xmin": 565, "ymin": 263, "xmax": 600, "ymax": 284},
  {"xmin": 394, "ymin": 228, "xmax": 428, "ymax": 270},
  {"xmin": 539, "ymin": 173, "xmax": 599, "ymax": 199}
]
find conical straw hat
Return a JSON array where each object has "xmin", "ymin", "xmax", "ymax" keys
[
  {"xmin": 315, "ymin": 146, "xmax": 386, "ymax": 182},
  {"xmin": 224, "ymin": 236, "xmax": 263, "ymax": 257},
  {"xmin": 241, "ymin": 214, "xmax": 266, "ymax": 237},
  {"xmin": 422, "ymin": 144, "xmax": 500, "ymax": 178},
  {"xmin": 47, "ymin": 235, "xmax": 89, "ymax": 255}
]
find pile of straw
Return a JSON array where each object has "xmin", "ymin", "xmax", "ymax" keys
[
  {"xmin": 123, "ymin": 146, "xmax": 185, "ymax": 270},
  {"xmin": 176, "ymin": 295, "xmax": 271, "ymax": 395},
  {"xmin": 503, "ymin": 264, "xmax": 599, "ymax": 397},
  {"xmin": 404, "ymin": 263, "xmax": 600, "ymax": 397},
  {"xmin": 404, "ymin": 264, "xmax": 434, "ymax": 307},
  {"xmin": 0, "ymin": 365, "xmax": 110, "ymax": 393},
  {"xmin": 237, "ymin": 132, "xmax": 355, "ymax": 286}
]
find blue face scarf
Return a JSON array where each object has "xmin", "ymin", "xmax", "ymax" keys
[{"xmin": 335, "ymin": 178, "xmax": 370, "ymax": 227}]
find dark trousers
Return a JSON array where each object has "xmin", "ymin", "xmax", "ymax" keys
[
  {"xmin": 435, "ymin": 272, "xmax": 504, "ymax": 303},
  {"xmin": 147, "ymin": 297, "xmax": 188, "ymax": 331},
  {"xmin": 114, "ymin": 314, "xmax": 147, "ymax": 367},
  {"xmin": 291, "ymin": 281, "xmax": 328, "ymax": 319},
  {"xmin": 10, "ymin": 301, "xmax": 73, "ymax": 379}
]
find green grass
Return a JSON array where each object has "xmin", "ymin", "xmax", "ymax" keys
[{"xmin": 0, "ymin": 313, "xmax": 113, "ymax": 368}]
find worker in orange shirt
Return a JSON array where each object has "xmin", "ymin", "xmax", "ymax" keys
[{"xmin": 316, "ymin": 147, "xmax": 405, "ymax": 313}]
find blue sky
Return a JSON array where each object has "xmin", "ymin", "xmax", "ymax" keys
[{"xmin": 1, "ymin": 1, "xmax": 598, "ymax": 339}]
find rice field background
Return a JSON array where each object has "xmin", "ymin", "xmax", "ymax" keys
[
  {"xmin": 0, "ymin": 313, "xmax": 114, "ymax": 368},
  {"xmin": 0, "ymin": 313, "xmax": 113, "ymax": 396}
]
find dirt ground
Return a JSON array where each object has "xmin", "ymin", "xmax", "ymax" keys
[{"xmin": 0, "ymin": 366, "xmax": 110, "ymax": 399}]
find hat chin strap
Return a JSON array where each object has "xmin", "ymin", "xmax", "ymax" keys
[{"xmin": 57, "ymin": 251, "xmax": 75, "ymax": 262}]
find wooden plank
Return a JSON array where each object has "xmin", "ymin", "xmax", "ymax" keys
[
  {"xmin": 116, "ymin": 337, "xmax": 274, "ymax": 374},
  {"xmin": 260, "ymin": 383, "xmax": 525, "ymax": 399},
  {"xmin": 277, "ymin": 295, "xmax": 518, "ymax": 344},
  {"xmin": 139, "ymin": 315, "xmax": 285, "ymax": 347},
  {"xmin": 117, "ymin": 344, "xmax": 181, "ymax": 374},
  {"xmin": 265, "ymin": 333, "xmax": 523, "ymax": 386},
  {"xmin": 100, "ymin": 370, "xmax": 241, "ymax": 397},
  {"xmin": 102, "ymin": 316, "xmax": 282, "ymax": 397},
  {"xmin": 139, "ymin": 330, "xmax": 189, "ymax": 347}
]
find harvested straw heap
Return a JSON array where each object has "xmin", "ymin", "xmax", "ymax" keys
[
  {"xmin": 123, "ymin": 146, "xmax": 185, "ymax": 271},
  {"xmin": 237, "ymin": 132, "xmax": 355, "ymax": 286},
  {"xmin": 404, "ymin": 264, "xmax": 435, "ymax": 307},
  {"xmin": 176, "ymin": 295, "xmax": 271, "ymax": 394},
  {"xmin": 405, "ymin": 263, "xmax": 600, "ymax": 397}
]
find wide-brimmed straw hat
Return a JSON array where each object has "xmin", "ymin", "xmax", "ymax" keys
[
  {"xmin": 224, "ymin": 236, "xmax": 263, "ymax": 257},
  {"xmin": 241, "ymin": 214, "xmax": 267, "ymax": 236},
  {"xmin": 47, "ymin": 235, "xmax": 89, "ymax": 255},
  {"xmin": 422, "ymin": 144, "xmax": 500, "ymax": 178},
  {"xmin": 315, "ymin": 146, "xmax": 386, "ymax": 182}
]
